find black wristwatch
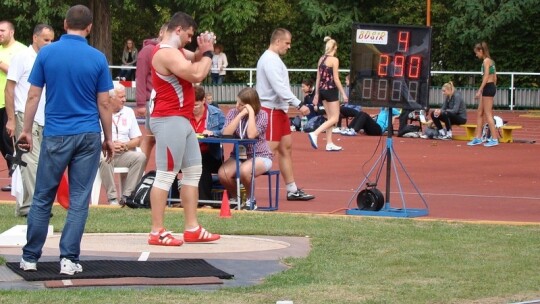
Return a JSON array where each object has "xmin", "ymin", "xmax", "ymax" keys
[{"xmin": 202, "ymin": 51, "xmax": 213, "ymax": 59}]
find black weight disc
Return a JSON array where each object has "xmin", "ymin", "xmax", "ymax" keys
[{"xmin": 357, "ymin": 188, "xmax": 385, "ymax": 211}]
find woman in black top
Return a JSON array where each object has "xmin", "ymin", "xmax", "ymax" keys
[{"xmin": 308, "ymin": 37, "xmax": 348, "ymax": 151}]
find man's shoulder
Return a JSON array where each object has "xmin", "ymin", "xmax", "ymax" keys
[
  {"xmin": 257, "ymin": 50, "xmax": 282, "ymax": 70},
  {"xmin": 121, "ymin": 106, "xmax": 136, "ymax": 116},
  {"xmin": 259, "ymin": 50, "xmax": 277, "ymax": 60},
  {"xmin": 142, "ymin": 38, "xmax": 159, "ymax": 47},
  {"xmin": 13, "ymin": 41, "xmax": 26, "ymax": 51},
  {"xmin": 10, "ymin": 47, "xmax": 30, "ymax": 61},
  {"xmin": 208, "ymin": 104, "xmax": 223, "ymax": 114}
]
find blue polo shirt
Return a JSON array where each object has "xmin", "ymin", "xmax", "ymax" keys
[{"xmin": 29, "ymin": 34, "xmax": 113, "ymax": 136}]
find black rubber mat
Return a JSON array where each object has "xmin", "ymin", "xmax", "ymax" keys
[{"xmin": 7, "ymin": 259, "xmax": 233, "ymax": 281}]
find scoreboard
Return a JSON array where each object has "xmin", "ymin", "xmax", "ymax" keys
[{"xmin": 349, "ymin": 23, "xmax": 432, "ymax": 110}]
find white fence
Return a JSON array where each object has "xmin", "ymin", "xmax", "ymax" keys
[{"xmin": 110, "ymin": 66, "xmax": 540, "ymax": 110}]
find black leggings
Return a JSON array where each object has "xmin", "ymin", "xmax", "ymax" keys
[
  {"xmin": 431, "ymin": 111, "xmax": 467, "ymax": 131},
  {"xmin": 349, "ymin": 112, "xmax": 382, "ymax": 136},
  {"xmin": 199, "ymin": 152, "xmax": 222, "ymax": 201},
  {"xmin": 0, "ymin": 108, "xmax": 13, "ymax": 174},
  {"xmin": 337, "ymin": 106, "xmax": 360, "ymax": 128}
]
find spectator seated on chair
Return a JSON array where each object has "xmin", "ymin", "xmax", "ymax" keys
[
  {"xmin": 99, "ymin": 83, "xmax": 146, "ymax": 205},
  {"xmin": 116, "ymin": 39, "xmax": 138, "ymax": 81},
  {"xmin": 190, "ymin": 85, "xmax": 225, "ymax": 203},
  {"xmin": 218, "ymin": 88, "xmax": 273, "ymax": 210}
]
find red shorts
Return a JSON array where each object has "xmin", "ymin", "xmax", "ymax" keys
[{"xmin": 262, "ymin": 107, "xmax": 291, "ymax": 142}]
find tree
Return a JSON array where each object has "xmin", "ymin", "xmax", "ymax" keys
[
  {"xmin": 89, "ymin": 0, "xmax": 112, "ymax": 63},
  {"xmin": 3, "ymin": 0, "xmax": 539, "ymax": 87},
  {"xmin": 444, "ymin": 0, "xmax": 540, "ymax": 86},
  {"xmin": 3, "ymin": 0, "xmax": 70, "ymax": 44}
]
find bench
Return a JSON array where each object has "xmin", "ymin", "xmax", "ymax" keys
[{"xmin": 455, "ymin": 124, "xmax": 522, "ymax": 143}]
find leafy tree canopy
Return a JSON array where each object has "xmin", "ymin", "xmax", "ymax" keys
[{"xmin": 2, "ymin": 0, "xmax": 538, "ymax": 87}]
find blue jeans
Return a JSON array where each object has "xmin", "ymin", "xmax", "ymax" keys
[
  {"xmin": 118, "ymin": 69, "xmax": 133, "ymax": 80},
  {"xmin": 211, "ymin": 73, "xmax": 224, "ymax": 85},
  {"xmin": 22, "ymin": 133, "xmax": 101, "ymax": 263}
]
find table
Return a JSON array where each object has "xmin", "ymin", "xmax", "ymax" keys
[{"xmin": 198, "ymin": 136, "xmax": 257, "ymax": 209}]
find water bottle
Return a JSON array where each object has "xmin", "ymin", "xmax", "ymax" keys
[{"xmin": 300, "ymin": 116, "xmax": 308, "ymax": 132}]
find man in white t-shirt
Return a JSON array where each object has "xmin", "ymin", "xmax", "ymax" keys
[
  {"xmin": 99, "ymin": 83, "xmax": 146, "ymax": 205},
  {"xmin": 5, "ymin": 24, "xmax": 54, "ymax": 217}
]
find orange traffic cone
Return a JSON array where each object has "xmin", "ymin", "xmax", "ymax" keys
[
  {"xmin": 56, "ymin": 172, "xmax": 70, "ymax": 210},
  {"xmin": 219, "ymin": 190, "xmax": 232, "ymax": 218}
]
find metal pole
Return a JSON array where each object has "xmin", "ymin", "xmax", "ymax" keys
[
  {"xmin": 510, "ymin": 74, "xmax": 515, "ymax": 111},
  {"xmin": 385, "ymin": 107, "xmax": 393, "ymax": 206}
]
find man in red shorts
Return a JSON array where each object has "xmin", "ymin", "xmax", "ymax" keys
[
  {"xmin": 256, "ymin": 28, "xmax": 315, "ymax": 201},
  {"xmin": 148, "ymin": 11, "xmax": 219, "ymax": 246}
]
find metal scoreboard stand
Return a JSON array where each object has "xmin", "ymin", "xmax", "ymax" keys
[{"xmin": 346, "ymin": 23, "xmax": 430, "ymax": 218}]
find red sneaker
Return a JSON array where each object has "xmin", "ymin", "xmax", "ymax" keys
[
  {"xmin": 148, "ymin": 228, "xmax": 184, "ymax": 246},
  {"xmin": 183, "ymin": 226, "xmax": 220, "ymax": 243}
]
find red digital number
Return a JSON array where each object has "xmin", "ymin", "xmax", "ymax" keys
[
  {"xmin": 394, "ymin": 55, "xmax": 405, "ymax": 77},
  {"xmin": 398, "ymin": 31, "xmax": 410, "ymax": 52},
  {"xmin": 377, "ymin": 54, "xmax": 390, "ymax": 77},
  {"xmin": 408, "ymin": 55, "xmax": 421, "ymax": 79}
]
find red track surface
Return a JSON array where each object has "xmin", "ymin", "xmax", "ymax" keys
[{"xmin": 1, "ymin": 109, "xmax": 539, "ymax": 223}]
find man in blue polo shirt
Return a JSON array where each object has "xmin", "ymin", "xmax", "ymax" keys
[{"xmin": 17, "ymin": 4, "xmax": 114, "ymax": 275}]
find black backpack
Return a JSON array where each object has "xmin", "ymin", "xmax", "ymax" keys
[{"xmin": 125, "ymin": 170, "xmax": 155, "ymax": 208}]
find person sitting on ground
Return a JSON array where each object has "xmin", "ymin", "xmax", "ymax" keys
[
  {"xmin": 346, "ymin": 107, "xmax": 400, "ymax": 136},
  {"xmin": 99, "ymin": 83, "xmax": 146, "ymax": 206},
  {"xmin": 335, "ymin": 103, "xmax": 362, "ymax": 135},
  {"xmin": 218, "ymin": 87, "xmax": 273, "ymax": 210},
  {"xmin": 431, "ymin": 81, "xmax": 467, "ymax": 140},
  {"xmin": 333, "ymin": 74, "xmax": 361, "ymax": 135},
  {"xmin": 301, "ymin": 78, "xmax": 318, "ymax": 120},
  {"xmin": 190, "ymin": 85, "xmax": 225, "ymax": 203}
]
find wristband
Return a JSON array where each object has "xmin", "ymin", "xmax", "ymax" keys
[
  {"xmin": 202, "ymin": 51, "xmax": 213, "ymax": 59},
  {"xmin": 296, "ymin": 103, "xmax": 304, "ymax": 110}
]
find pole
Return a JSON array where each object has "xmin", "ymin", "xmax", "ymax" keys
[
  {"xmin": 385, "ymin": 107, "xmax": 393, "ymax": 206},
  {"xmin": 427, "ymin": 0, "xmax": 431, "ymax": 26}
]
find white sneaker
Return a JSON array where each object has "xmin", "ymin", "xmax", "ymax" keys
[
  {"xmin": 344, "ymin": 128, "xmax": 357, "ymax": 136},
  {"xmin": 20, "ymin": 258, "xmax": 37, "ymax": 272},
  {"xmin": 242, "ymin": 199, "xmax": 258, "ymax": 210},
  {"xmin": 332, "ymin": 127, "xmax": 341, "ymax": 134},
  {"xmin": 60, "ymin": 258, "xmax": 83, "ymax": 275},
  {"xmin": 308, "ymin": 132, "xmax": 318, "ymax": 149},
  {"xmin": 326, "ymin": 143, "xmax": 343, "ymax": 151}
]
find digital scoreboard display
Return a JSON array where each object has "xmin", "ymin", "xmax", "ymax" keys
[{"xmin": 349, "ymin": 23, "xmax": 432, "ymax": 110}]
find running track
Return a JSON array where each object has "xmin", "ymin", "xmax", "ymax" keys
[{"xmin": 1, "ymin": 109, "xmax": 538, "ymax": 224}]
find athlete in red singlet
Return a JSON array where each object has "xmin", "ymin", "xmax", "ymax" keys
[{"xmin": 147, "ymin": 11, "xmax": 219, "ymax": 246}]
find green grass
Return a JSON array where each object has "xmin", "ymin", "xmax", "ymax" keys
[{"xmin": 1, "ymin": 203, "xmax": 539, "ymax": 304}]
